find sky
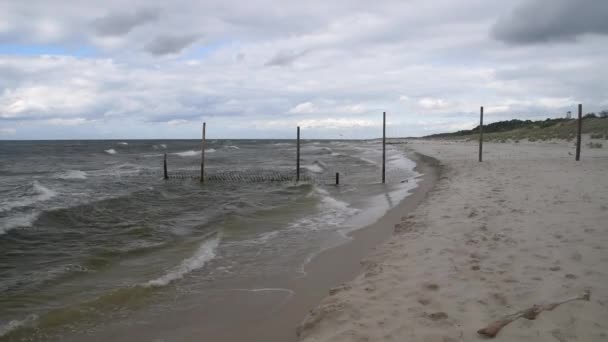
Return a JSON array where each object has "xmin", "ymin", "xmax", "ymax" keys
[{"xmin": 1, "ymin": 0, "xmax": 607, "ymax": 139}]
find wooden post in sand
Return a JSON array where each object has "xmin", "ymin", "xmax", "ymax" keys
[
  {"xmin": 576, "ymin": 104, "xmax": 582, "ymax": 161},
  {"xmin": 296, "ymin": 126, "xmax": 301, "ymax": 182},
  {"xmin": 163, "ymin": 153, "xmax": 168, "ymax": 180},
  {"xmin": 336, "ymin": 172, "xmax": 340, "ymax": 185},
  {"xmin": 382, "ymin": 111, "xmax": 386, "ymax": 184},
  {"xmin": 201, "ymin": 122, "xmax": 206, "ymax": 183},
  {"xmin": 479, "ymin": 106, "xmax": 484, "ymax": 162}
]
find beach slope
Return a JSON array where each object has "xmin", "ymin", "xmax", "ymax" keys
[{"xmin": 298, "ymin": 140, "xmax": 608, "ymax": 341}]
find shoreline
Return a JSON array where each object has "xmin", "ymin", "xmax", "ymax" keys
[
  {"xmin": 297, "ymin": 140, "xmax": 608, "ymax": 341},
  {"xmin": 243, "ymin": 150, "xmax": 442, "ymax": 342}
]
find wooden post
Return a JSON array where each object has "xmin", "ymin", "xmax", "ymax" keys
[
  {"xmin": 201, "ymin": 122, "xmax": 206, "ymax": 182},
  {"xmin": 296, "ymin": 126, "xmax": 301, "ymax": 182},
  {"xmin": 479, "ymin": 106, "xmax": 484, "ymax": 162},
  {"xmin": 163, "ymin": 153, "xmax": 168, "ymax": 180},
  {"xmin": 335, "ymin": 172, "xmax": 340, "ymax": 185},
  {"xmin": 576, "ymin": 104, "xmax": 582, "ymax": 161},
  {"xmin": 382, "ymin": 111, "xmax": 386, "ymax": 184}
]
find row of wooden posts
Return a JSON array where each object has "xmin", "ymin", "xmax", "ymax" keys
[
  {"xmin": 163, "ymin": 112, "xmax": 389, "ymax": 184},
  {"xmin": 477, "ymin": 104, "xmax": 586, "ymax": 162},
  {"xmin": 162, "ymin": 104, "xmax": 586, "ymax": 182}
]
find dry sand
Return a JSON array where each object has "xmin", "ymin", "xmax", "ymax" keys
[{"xmin": 298, "ymin": 140, "xmax": 608, "ymax": 341}]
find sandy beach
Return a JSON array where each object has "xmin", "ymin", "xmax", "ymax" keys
[{"xmin": 298, "ymin": 139, "xmax": 608, "ymax": 341}]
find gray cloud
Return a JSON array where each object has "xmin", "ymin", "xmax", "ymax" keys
[
  {"xmin": 93, "ymin": 8, "xmax": 160, "ymax": 36},
  {"xmin": 492, "ymin": 0, "xmax": 608, "ymax": 44},
  {"xmin": 265, "ymin": 50, "xmax": 309, "ymax": 66},
  {"xmin": 144, "ymin": 34, "xmax": 199, "ymax": 55}
]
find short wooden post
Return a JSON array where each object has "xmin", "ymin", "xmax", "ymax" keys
[
  {"xmin": 479, "ymin": 106, "xmax": 484, "ymax": 162},
  {"xmin": 163, "ymin": 153, "xmax": 168, "ymax": 180},
  {"xmin": 201, "ymin": 122, "xmax": 206, "ymax": 182},
  {"xmin": 576, "ymin": 104, "xmax": 582, "ymax": 161},
  {"xmin": 296, "ymin": 126, "xmax": 301, "ymax": 182},
  {"xmin": 382, "ymin": 111, "xmax": 386, "ymax": 184},
  {"xmin": 335, "ymin": 172, "xmax": 340, "ymax": 185}
]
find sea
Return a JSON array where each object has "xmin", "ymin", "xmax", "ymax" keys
[{"xmin": 0, "ymin": 139, "xmax": 418, "ymax": 341}]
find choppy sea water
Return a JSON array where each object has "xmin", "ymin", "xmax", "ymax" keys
[{"xmin": 0, "ymin": 139, "xmax": 418, "ymax": 340}]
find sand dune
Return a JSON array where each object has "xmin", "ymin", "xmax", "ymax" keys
[{"xmin": 298, "ymin": 140, "xmax": 608, "ymax": 341}]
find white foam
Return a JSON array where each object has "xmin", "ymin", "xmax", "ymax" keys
[
  {"xmin": 174, "ymin": 149, "xmax": 215, "ymax": 157},
  {"xmin": 226, "ymin": 145, "xmax": 240, "ymax": 150},
  {"xmin": 174, "ymin": 150, "xmax": 199, "ymax": 157},
  {"xmin": 0, "ymin": 315, "xmax": 38, "ymax": 337},
  {"xmin": 290, "ymin": 187, "xmax": 359, "ymax": 232},
  {"xmin": 0, "ymin": 181, "xmax": 56, "ymax": 213},
  {"xmin": 118, "ymin": 142, "xmax": 128, "ymax": 146},
  {"xmin": 56, "ymin": 170, "xmax": 87, "ymax": 180},
  {"xmin": 144, "ymin": 235, "xmax": 220, "ymax": 287},
  {"xmin": 303, "ymin": 160, "xmax": 327, "ymax": 173},
  {"xmin": 0, "ymin": 212, "xmax": 39, "ymax": 235},
  {"xmin": 160, "ymin": 144, "xmax": 167, "ymax": 149},
  {"xmin": 105, "ymin": 149, "xmax": 117, "ymax": 155}
]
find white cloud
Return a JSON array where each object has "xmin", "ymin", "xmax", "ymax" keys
[
  {"xmin": 288, "ymin": 102, "xmax": 315, "ymax": 114},
  {"xmin": 417, "ymin": 97, "xmax": 449, "ymax": 110},
  {"xmin": 47, "ymin": 118, "xmax": 90, "ymax": 126},
  {"xmin": 0, "ymin": 128, "xmax": 17, "ymax": 135},
  {"xmin": 0, "ymin": 0, "xmax": 606, "ymax": 139},
  {"xmin": 298, "ymin": 118, "xmax": 378, "ymax": 129}
]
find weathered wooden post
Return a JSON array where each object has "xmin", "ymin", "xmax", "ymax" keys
[
  {"xmin": 335, "ymin": 172, "xmax": 340, "ymax": 185},
  {"xmin": 576, "ymin": 104, "xmax": 582, "ymax": 161},
  {"xmin": 479, "ymin": 106, "xmax": 484, "ymax": 162},
  {"xmin": 201, "ymin": 122, "xmax": 206, "ymax": 182},
  {"xmin": 296, "ymin": 126, "xmax": 301, "ymax": 182},
  {"xmin": 382, "ymin": 111, "xmax": 386, "ymax": 184},
  {"xmin": 163, "ymin": 153, "xmax": 168, "ymax": 180}
]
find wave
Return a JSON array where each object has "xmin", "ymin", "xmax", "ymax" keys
[
  {"xmin": 304, "ymin": 146, "xmax": 333, "ymax": 155},
  {"xmin": 173, "ymin": 149, "xmax": 215, "ymax": 157},
  {"xmin": 0, "ymin": 314, "xmax": 38, "ymax": 338},
  {"xmin": 0, "ymin": 181, "xmax": 56, "ymax": 213},
  {"xmin": 144, "ymin": 234, "xmax": 220, "ymax": 287},
  {"xmin": 0, "ymin": 212, "xmax": 39, "ymax": 235},
  {"xmin": 55, "ymin": 170, "xmax": 87, "ymax": 180},
  {"xmin": 289, "ymin": 187, "xmax": 359, "ymax": 232},
  {"xmin": 118, "ymin": 142, "xmax": 128, "ymax": 146},
  {"xmin": 303, "ymin": 160, "xmax": 327, "ymax": 173},
  {"xmin": 104, "ymin": 149, "xmax": 117, "ymax": 155},
  {"xmin": 225, "ymin": 145, "xmax": 240, "ymax": 150}
]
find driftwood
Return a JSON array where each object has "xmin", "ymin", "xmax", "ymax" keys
[{"xmin": 477, "ymin": 289, "xmax": 590, "ymax": 338}]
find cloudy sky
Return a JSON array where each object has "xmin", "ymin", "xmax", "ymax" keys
[{"xmin": 1, "ymin": 0, "xmax": 607, "ymax": 139}]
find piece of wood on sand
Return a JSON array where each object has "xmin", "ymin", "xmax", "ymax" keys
[{"xmin": 477, "ymin": 289, "xmax": 590, "ymax": 338}]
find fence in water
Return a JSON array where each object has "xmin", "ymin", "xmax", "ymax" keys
[{"xmin": 162, "ymin": 112, "xmax": 397, "ymax": 185}]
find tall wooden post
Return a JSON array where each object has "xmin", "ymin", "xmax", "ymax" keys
[
  {"xmin": 201, "ymin": 122, "xmax": 206, "ymax": 182},
  {"xmin": 576, "ymin": 104, "xmax": 582, "ymax": 161},
  {"xmin": 479, "ymin": 106, "xmax": 484, "ymax": 162},
  {"xmin": 296, "ymin": 126, "xmax": 300, "ymax": 182},
  {"xmin": 382, "ymin": 111, "xmax": 386, "ymax": 184},
  {"xmin": 163, "ymin": 153, "xmax": 168, "ymax": 180}
]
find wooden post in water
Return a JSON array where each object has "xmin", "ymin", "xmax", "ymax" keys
[
  {"xmin": 296, "ymin": 126, "xmax": 301, "ymax": 182},
  {"xmin": 576, "ymin": 104, "xmax": 582, "ymax": 161},
  {"xmin": 335, "ymin": 172, "xmax": 340, "ymax": 185},
  {"xmin": 163, "ymin": 153, "xmax": 168, "ymax": 180},
  {"xmin": 382, "ymin": 111, "xmax": 386, "ymax": 184},
  {"xmin": 479, "ymin": 106, "xmax": 484, "ymax": 162},
  {"xmin": 201, "ymin": 122, "xmax": 206, "ymax": 182}
]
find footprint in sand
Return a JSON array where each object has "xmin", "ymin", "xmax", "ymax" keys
[{"xmin": 422, "ymin": 283, "xmax": 440, "ymax": 291}]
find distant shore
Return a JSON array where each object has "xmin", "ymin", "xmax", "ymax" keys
[{"xmin": 298, "ymin": 139, "xmax": 608, "ymax": 341}]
